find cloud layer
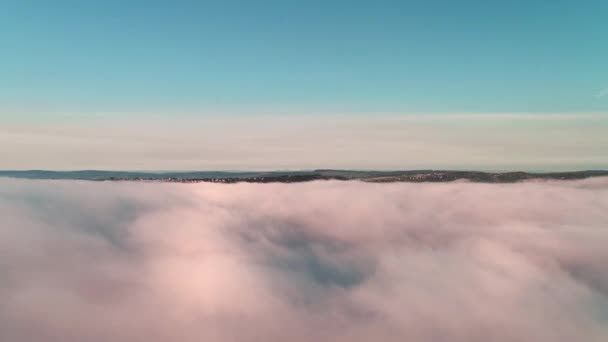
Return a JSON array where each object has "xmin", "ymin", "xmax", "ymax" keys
[{"xmin": 1, "ymin": 178, "xmax": 608, "ymax": 341}]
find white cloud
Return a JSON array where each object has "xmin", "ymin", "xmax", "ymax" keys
[{"xmin": 1, "ymin": 178, "xmax": 608, "ymax": 341}]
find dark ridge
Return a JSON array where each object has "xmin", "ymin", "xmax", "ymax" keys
[{"xmin": 1, "ymin": 170, "xmax": 607, "ymax": 183}]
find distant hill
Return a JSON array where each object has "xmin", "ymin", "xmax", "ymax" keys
[{"xmin": 1, "ymin": 170, "xmax": 607, "ymax": 183}]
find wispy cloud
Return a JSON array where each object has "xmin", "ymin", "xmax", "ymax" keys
[
  {"xmin": 1, "ymin": 179, "xmax": 608, "ymax": 341},
  {"xmin": 598, "ymin": 87, "xmax": 608, "ymax": 98}
]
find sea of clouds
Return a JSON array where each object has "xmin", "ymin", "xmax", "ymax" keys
[{"xmin": 1, "ymin": 178, "xmax": 608, "ymax": 342}]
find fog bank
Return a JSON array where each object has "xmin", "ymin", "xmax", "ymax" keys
[{"xmin": 1, "ymin": 178, "xmax": 608, "ymax": 341}]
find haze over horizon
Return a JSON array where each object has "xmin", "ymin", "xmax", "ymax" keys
[{"xmin": 2, "ymin": 113, "xmax": 608, "ymax": 171}]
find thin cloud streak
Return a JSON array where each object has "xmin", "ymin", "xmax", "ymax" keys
[{"xmin": 1, "ymin": 179, "xmax": 608, "ymax": 341}]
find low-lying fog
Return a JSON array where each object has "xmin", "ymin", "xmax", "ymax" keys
[{"xmin": 1, "ymin": 178, "xmax": 608, "ymax": 341}]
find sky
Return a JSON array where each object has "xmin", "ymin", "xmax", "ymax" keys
[{"xmin": 1, "ymin": 1, "xmax": 607, "ymax": 170}]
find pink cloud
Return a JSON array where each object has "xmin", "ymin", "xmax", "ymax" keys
[{"xmin": 1, "ymin": 178, "xmax": 608, "ymax": 341}]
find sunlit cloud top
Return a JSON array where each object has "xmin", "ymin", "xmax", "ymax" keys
[{"xmin": 1, "ymin": 178, "xmax": 608, "ymax": 341}]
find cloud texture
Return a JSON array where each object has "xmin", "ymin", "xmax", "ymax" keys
[{"xmin": 1, "ymin": 178, "xmax": 608, "ymax": 341}]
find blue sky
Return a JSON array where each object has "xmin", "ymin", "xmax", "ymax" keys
[
  {"xmin": 1, "ymin": 1, "xmax": 607, "ymax": 170},
  {"xmin": 2, "ymin": 0, "xmax": 607, "ymax": 116}
]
